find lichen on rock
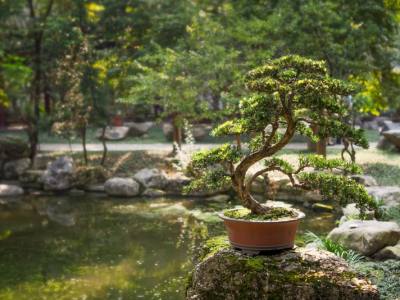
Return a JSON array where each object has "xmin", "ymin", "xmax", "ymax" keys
[{"xmin": 187, "ymin": 240, "xmax": 379, "ymax": 300}]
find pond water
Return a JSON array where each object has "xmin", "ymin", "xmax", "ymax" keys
[{"xmin": 0, "ymin": 195, "xmax": 336, "ymax": 300}]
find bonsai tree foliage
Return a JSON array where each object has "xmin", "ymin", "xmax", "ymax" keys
[{"xmin": 186, "ymin": 55, "xmax": 376, "ymax": 216}]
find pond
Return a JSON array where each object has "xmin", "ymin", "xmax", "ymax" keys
[{"xmin": 0, "ymin": 195, "xmax": 336, "ymax": 300}]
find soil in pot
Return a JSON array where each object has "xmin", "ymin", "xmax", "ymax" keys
[{"xmin": 220, "ymin": 207, "xmax": 305, "ymax": 252}]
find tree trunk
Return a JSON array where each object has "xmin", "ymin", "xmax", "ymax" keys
[
  {"xmin": 308, "ymin": 124, "xmax": 326, "ymax": 157},
  {"xmin": 100, "ymin": 126, "xmax": 108, "ymax": 166},
  {"xmin": 27, "ymin": 123, "xmax": 38, "ymax": 164},
  {"xmin": 316, "ymin": 138, "xmax": 327, "ymax": 157},
  {"xmin": 44, "ymin": 82, "xmax": 51, "ymax": 114},
  {"xmin": 172, "ymin": 115, "xmax": 182, "ymax": 153},
  {"xmin": 81, "ymin": 125, "xmax": 88, "ymax": 165}
]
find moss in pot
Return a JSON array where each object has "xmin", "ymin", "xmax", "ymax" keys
[{"xmin": 184, "ymin": 55, "xmax": 378, "ymax": 251}]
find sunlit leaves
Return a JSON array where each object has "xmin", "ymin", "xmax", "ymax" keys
[
  {"xmin": 190, "ymin": 144, "xmax": 241, "ymax": 169},
  {"xmin": 297, "ymin": 172, "xmax": 377, "ymax": 216},
  {"xmin": 85, "ymin": 2, "xmax": 105, "ymax": 22}
]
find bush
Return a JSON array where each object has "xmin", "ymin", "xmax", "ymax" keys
[{"xmin": 73, "ymin": 165, "xmax": 110, "ymax": 187}]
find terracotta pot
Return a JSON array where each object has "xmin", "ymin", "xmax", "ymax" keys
[{"xmin": 219, "ymin": 209, "xmax": 305, "ymax": 251}]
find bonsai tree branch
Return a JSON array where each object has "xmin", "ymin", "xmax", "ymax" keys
[{"xmin": 186, "ymin": 55, "xmax": 377, "ymax": 216}]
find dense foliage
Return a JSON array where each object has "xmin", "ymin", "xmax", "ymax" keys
[
  {"xmin": 186, "ymin": 55, "xmax": 377, "ymax": 215},
  {"xmin": 1, "ymin": 0, "xmax": 399, "ymax": 155}
]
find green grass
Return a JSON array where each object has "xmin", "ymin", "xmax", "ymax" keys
[{"xmin": 304, "ymin": 231, "xmax": 365, "ymax": 265}]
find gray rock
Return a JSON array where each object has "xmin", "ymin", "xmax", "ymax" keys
[
  {"xmin": 42, "ymin": 156, "xmax": 75, "ymax": 191},
  {"xmin": 380, "ymin": 120, "xmax": 400, "ymax": 132},
  {"xmin": 142, "ymin": 188, "xmax": 166, "ymax": 197},
  {"xmin": 350, "ymin": 175, "xmax": 378, "ymax": 187},
  {"xmin": 382, "ymin": 130, "xmax": 400, "ymax": 151},
  {"xmin": 33, "ymin": 154, "xmax": 56, "ymax": 170},
  {"xmin": 84, "ymin": 184, "xmax": 105, "ymax": 193},
  {"xmin": 164, "ymin": 172, "xmax": 191, "ymax": 194},
  {"xmin": 133, "ymin": 168, "xmax": 167, "ymax": 189},
  {"xmin": 341, "ymin": 203, "xmax": 374, "ymax": 220},
  {"xmin": 366, "ymin": 186, "xmax": 400, "ymax": 208},
  {"xmin": 124, "ymin": 121, "xmax": 154, "ymax": 137},
  {"xmin": 377, "ymin": 136, "xmax": 397, "ymax": 151},
  {"xmin": 96, "ymin": 126, "xmax": 129, "ymax": 141},
  {"xmin": 373, "ymin": 241, "xmax": 400, "ymax": 260},
  {"xmin": 3, "ymin": 158, "xmax": 31, "ymax": 179},
  {"xmin": 104, "ymin": 177, "xmax": 140, "ymax": 197},
  {"xmin": 328, "ymin": 220, "xmax": 400, "ymax": 256},
  {"xmin": 187, "ymin": 245, "xmax": 379, "ymax": 300},
  {"xmin": 162, "ymin": 122, "xmax": 212, "ymax": 141},
  {"xmin": 0, "ymin": 184, "xmax": 24, "ymax": 197},
  {"xmin": 206, "ymin": 194, "xmax": 230, "ymax": 202}
]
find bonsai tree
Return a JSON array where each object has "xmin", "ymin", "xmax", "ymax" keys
[{"xmin": 186, "ymin": 55, "xmax": 376, "ymax": 217}]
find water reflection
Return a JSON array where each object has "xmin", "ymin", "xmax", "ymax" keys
[{"xmin": 0, "ymin": 195, "xmax": 336, "ymax": 299}]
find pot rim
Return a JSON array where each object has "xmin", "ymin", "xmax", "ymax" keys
[{"xmin": 219, "ymin": 207, "xmax": 305, "ymax": 224}]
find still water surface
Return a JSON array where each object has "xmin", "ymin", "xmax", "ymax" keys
[{"xmin": 0, "ymin": 195, "xmax": 336, "ymax": 299}]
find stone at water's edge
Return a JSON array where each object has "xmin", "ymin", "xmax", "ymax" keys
[
  {"xmin": 3, "ymin": 158, "xmax": 31, "ymax": 180},
  {"xmin": 187, "ymin": 246, "xmax": 379, "ymax": 300},
  {"xmin": 104, "ymin": 177, "xmax": 140, "ymax": 197},
  {"xmin": 328, "ymin": 220, "xmax": 400, "ymax": 256},
  {"xmin": 0, "ymin": 184, "xmax": 24, "ymax": 197},
  {"xmin": 41, "ymin": 156, "xmax": 75, "ymax": 191},
  {"xmin": 133, "ymin": 168, "xmax": 167, "ymax": 189}
]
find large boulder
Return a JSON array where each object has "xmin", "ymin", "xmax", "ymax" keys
[
  {"xmin": 104, "ymin": 177, "xmax": 140, "ymax": 197},
  {"xmin": 3, "ymin": 158, "xmax": 31, "ymax": 179},
  {"xmin": 328, "ymin": 220, "xmax": 400, "ymax": 256},
  {"xmin": 380, "ymin": 120, "xmax": 400, "ymax": 132},
  {"xmin": 187, "ymin": 241, "xmax": 378, "ymax": 299},
  {"xmin": 123, "ymin": 121, "xmax": 154, "ymax": 137},
  {"xmin": 381, "ymin": 130, "xmax": 400, "ymax": 151},
  {"xmin": 0, "ymin": 184, "xmax": 24, "ymax": 197},
  {"xmin": 41, "ymin": 156, "xmax": 75, "ymax": 191},
  {"xmin": 377, "ymin": 136, "xmax": 397, "ymax": 151},
  {"xmin": 96, "ymin": 126, "xmax": 129, "ymax": 141},
  {"xmin": 133, "ymin": 168, "xmax": 167, "ymax": 189},
  {"xmin": 373, "ymin": 241, "xmax": 400, "ymax": 260},
  {"xmin": 164, "ymin": 172, "xmax": 191, "ymax": 195},
  {"xmin": 366, "ymin": 186, "xmax": 400, "ymax": 209}
]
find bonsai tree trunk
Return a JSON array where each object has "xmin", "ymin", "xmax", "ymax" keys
[{"xmin": 233, "ymin": 121, "xmax": 296, "ymax": 214}]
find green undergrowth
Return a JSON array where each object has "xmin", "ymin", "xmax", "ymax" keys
[
  {"xmin": 223, "ymin": 207, "xmax": 297, "ymax": 221},
  {"xmin": 304, "ymin": 231, "xmax": 364, "ymax": 265},
  {"xmin": 354, "ymin": 260, "xmax": 400, "ymax": 300}
]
